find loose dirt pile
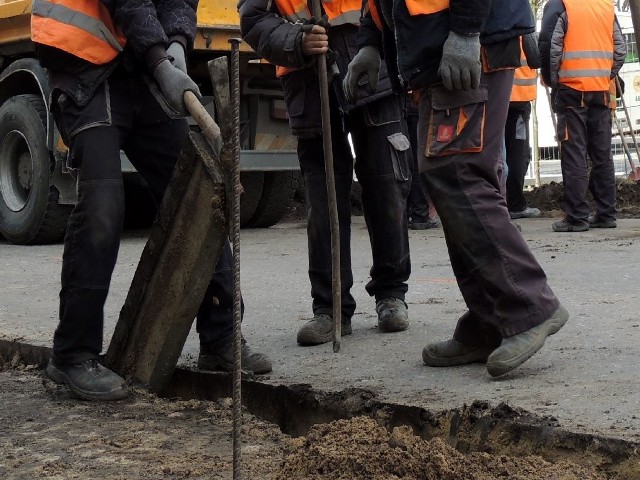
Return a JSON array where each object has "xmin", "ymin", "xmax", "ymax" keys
[{"xmin": 0, "ymin": 365, "xmax": 612, "ymax": 480}]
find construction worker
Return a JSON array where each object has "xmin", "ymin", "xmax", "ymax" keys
[
  {"xmin": 539, "ymin": 0, "xmax": 626, "ymax": 232},
  {"xmin": 239, "ymin": 0, "xmax": 412, "ymax": 346},
  {"xmin": 350, "ymin": 0, "xmax": 568, "ymax": 377},
  {"xmin": 32, "ymin": 0, "xmax": 271, "ymax": 401},
  {"xmin": 506, "ymin": 35, "xmax": 541, "ymax": 220}
]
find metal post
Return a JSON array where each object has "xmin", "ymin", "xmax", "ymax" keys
[{"xmin": 629, "ymin": 0, "xmax": 640, "ymax": 55}]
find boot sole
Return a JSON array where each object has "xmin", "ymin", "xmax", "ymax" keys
[
  {"xmin": 422, "ymin": 347, "xmax": 493, "ymax": 367},
  {"xmin": 378, "ymin": 319, "xmax": 409, "ymax": 333},
  {"xmin": 590, "ymin": 223, "xmax": 617, "ymax": 228},
  {"xmin": 197, "ymin": 354, "xmax": 272, "ymax": 375},
  {"xmin": 486, "ymin": 306, "xmax": 569, "ymax": 377},
  {"xmin": 46, "ymin": 362, "xmax": 129, "ymax": 401}
]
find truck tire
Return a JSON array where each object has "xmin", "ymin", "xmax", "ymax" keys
[
  {"xmin": 242, "ymin": 171, "xmax": 297, "ymax": 228},
  {"xmin": 0, "ymin": 94, "xmax": 71, "ymax": 244}
]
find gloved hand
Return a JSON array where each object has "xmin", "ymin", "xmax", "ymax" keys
[
  {"xmin": 152, "ymin": 59, "xmax": 201, "ymax": 116},
  {"xmin": 521, "ymin": 32, "xmax": 540, "ymax": 69},
  {"xmin": 343, "ymin": 45, "xmax": 381, "ymax": 103},
  {"xmin": 438, "ymin": 31, "xmax": 481, "ymax": 90},
  {"xmin": 167, "ymin": 41, "xmax": 187, "ymax": 74}
]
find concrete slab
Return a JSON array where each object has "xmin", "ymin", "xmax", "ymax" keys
[{"xmin": 1, "ymin": 216, "xmax": 639, "ymax": 442}]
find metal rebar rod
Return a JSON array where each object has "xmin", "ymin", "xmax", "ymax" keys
[
  {"xmin": 615, "ymin": 76, "xmax": 640, "ymax": 162},
  {"xmin": 311, "ymin": 0, "xmax": 341, "ymax": 353},
  {"xmin": 229, "ymin": 38, "xmax": 243, "ymax": 480}
]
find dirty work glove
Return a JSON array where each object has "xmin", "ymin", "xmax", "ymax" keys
[
  {"xmin": 439, "ymin": 31, "xmax": 481, "ymax": 90},
  {"xmin": 167, "ymin": 41, "xmax": 187, "ymax": 74},
  {"xmin": 152, "ymin": 59, "xmax": 201, "ymax": 116},
  {"xmin": 521, "ymin": 32, "xmax": 540, "ymax": 69},
  {"xmin": 343, "ymin": 45, "xmax": 381, "ymax": 104}
]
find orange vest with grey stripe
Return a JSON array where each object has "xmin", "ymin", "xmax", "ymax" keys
[
  {"xmin": 511, "ymin": 40, "xmax": 537, "ymax": 102},
  {"xmin": 559, "ymin": 0, "xmax": 614, "ymax": 92},
  {"xmin": 31, "ymin": 0, "xmax": 126, "ymax": 65},
  {"xmin": 274, "ymin": 0, "xmax": 361, "ymax": 78},
  {"xmin": 366, "ymin": 0, "xmax": 449, "ymax": 30}
]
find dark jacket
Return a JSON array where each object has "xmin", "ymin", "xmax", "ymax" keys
[
  {"xmin": 239, "ymin": 0, "xmax": 395, "ymax": 136},
  {"xmin": 35, "ymin": 0, "xmax": 198, "ymax": 106},
  {"xmin": 538, "ymin": 0, "xmax": 625, "ymax": 89},
  {"xmin": 358, "ymin": 0, "xmax": 535, "ymax": 90}
]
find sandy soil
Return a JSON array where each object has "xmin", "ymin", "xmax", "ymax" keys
[{"xmin": 0, "ymin": 363, "xmax": 611, "ymax": 480}]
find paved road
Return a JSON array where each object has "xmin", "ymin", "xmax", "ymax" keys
[{"xmin": 2, "ymin": 216, "xmax": 640, "ymax": 442}]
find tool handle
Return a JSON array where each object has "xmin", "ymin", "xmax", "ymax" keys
[{"xmin": 184, "ymin": 90, "xmax": 223, "ymax": 156}]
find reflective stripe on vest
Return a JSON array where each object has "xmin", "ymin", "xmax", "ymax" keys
[
  {"xmin": 31, "ymin": 0, "xmax": 126, "ymax": 65},
  {"xmin": 274, "ymin": 0, "xmax": 361, "ymax": 78},
  {"xmin": 511, "ymin": 40, "xmax": 537, "ymax": 102},
  {"xmin": 559, "ymin": 0, "xmax": 614, "ymax": 91},
  {"xmin": 405, "ymin": 0, "xmax": 448, "ymax": 17}
]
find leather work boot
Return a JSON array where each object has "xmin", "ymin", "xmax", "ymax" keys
[
  {"xmin": 588, "ymin": 214, "xmax": 617, "ymax": 229},
  {"xmin": 552, "ymin": 219, "xmax": 589, "ymax": 232},
  {"xmin": 376, "ymin": 297, "xmax": 409, "ymax": 333},
  {"xmin": 198, "ymin": 338, "xmax": 272, "ymax": 374},
  {"xmin": 46, "ymin": 358, "xmax": 130, "ymax": 401},
  {"xmin": 486, "ymin": 305, "xmax": 569, "ymax": 378},
  {"xmin": 296, "ymin": 313, "xmax": 353, "ymax": 346},
  {"xmin": 509, "ymin": 207, "xmax": 541, "ymax": 219},
  {"xmin": 422, "ymin": 339, "xmax": 495, "ymax": 367}
]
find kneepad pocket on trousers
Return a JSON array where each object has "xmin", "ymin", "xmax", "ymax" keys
[{"xmin": 425, "ymin": 85, "xmax": 487, "ymax": 157}]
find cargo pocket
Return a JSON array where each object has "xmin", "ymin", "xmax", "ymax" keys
[
  {"xmin": 363, "ymin": 95, "xmax": 402, "ymax": 127},
  {"xmin": 425, "ymin": 85, "xmax": 488, "ymax": 157},
  {"xmin": 387, "ymin": 133, "xmax": 411, "ymax": 181},
  {"xmin": 58, "ymin": 81, "xmax": 112, "ymax": 141}
]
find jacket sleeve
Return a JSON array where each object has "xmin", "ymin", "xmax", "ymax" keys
[
  {"xmin": 357, "ymin": 9, "xmax": 383, "ymax": 52},
  {"xmin": 155, "ymin": 0, "xmax": 198, "ymax": 50},
  {"xmin": 238, "ymin": 0, "xmax": 309, "ymax": 68},
  {"xmin": 538, "ymin": 0, "xmax": 565, "ymax": 87},
  {"xmin": 612, "ymin": 16, "xmax": 626, "ymax": 78},
  {"xmin": 449, "ymin": 0, "xmax": 491, "ymax": 35}
]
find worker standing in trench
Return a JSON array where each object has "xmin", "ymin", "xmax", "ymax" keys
[
  {"xmin": 238, "ymin": 0, "xmax": 413, "ymax": 346},
  {"xmin": 31, "ymin": 0, "xmax": 272, "ymax": 401},
  {"xmin": 349, "ymin": 0, "xmax": 568, "ymax": 376},
  {"xmin": 539, "ymin": 0, "xmax": 625, "ymax": 233}
]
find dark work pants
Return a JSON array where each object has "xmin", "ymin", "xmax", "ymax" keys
[
  {"xmin": 504, "ymin": 102, "xmax": 532, "ymax": 213},
  {"xmin": 556, "ymin": 90, "xmax": 616, "ymax": 226},
  {"xmin": 417, "ymin": 70, "xmax": 560, "ymax": 342},
  {"xmin": 405, "ymin": 112, "xmax": 429, "ymax": 223},
  {"xmin": 297, "ymin": 92, "xmax": 411, "ymax": 320},
  {"xmin": 52, "ymin": 70, "xmax": 234, "ymax": 365}
]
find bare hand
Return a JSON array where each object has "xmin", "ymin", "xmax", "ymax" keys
[{"xmin": 302, "ymin": 25, "xmax": 328, "ymax": 56}]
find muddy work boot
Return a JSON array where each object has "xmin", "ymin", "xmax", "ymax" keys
[
  {"xmin": 588, "ymin": 214, "xmax": 617, "ymax": 229},
  {"xmin": 46, "ymin": 358, "xmax": 130, "ymax": 401},
  {"xmin": 509, "ymin": 207, "xmax": 541, "ymax": 219},
  {"xmin": 198, "ymin": 338, "xmax": 272, "ymax": 375},
  {"xmin": 376, "ymin": 297, "xmax": 409, "ymax": 333},
  {"xmin": 552, "ymin": 219, "xmax": 588, "ymax": 232},
  {"xmin": 296, "ymin": 313, "xmax": 353, "ymax": 346},
  {"xmin": 422, "ymin": 339, "xmax": 495, "ymax": 367},
  {"xmin": 486, "ymin": 305, "xmax": 569, "ymax": 377}
]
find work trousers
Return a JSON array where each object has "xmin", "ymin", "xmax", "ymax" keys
[
  {"xmin": 297, "ymin": 92, "xmax": 411, "ymax": 321},
  {"xmin": 504, "ymin": 102, "xmax": 532, "ymax": 213},
  {"xmin": 556, "ymin": 89, "xmax": 616, "ymax": 226},
  {"xmin": 405, "ymin": 111, "xmax": 430, "ymax": 224},
  {"xmin": 417, "ymin": 70, "xmax": 559, "ymax": 343},
  {"xmin": 52, "ymin": 69, "xmax": 234, "ymax": 365}
]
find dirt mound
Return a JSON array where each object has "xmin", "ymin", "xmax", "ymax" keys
[
  {"xmin": 272, "ymin": 416, "xmax": 606, "ymax": 480},
  {"xmin": 525, "ymin": 180, "xmax": 640, "ymax": 217}
]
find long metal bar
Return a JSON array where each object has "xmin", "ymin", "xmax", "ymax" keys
[{"xmin": 311, "ymin": 0, "xmax": 341, "ymax": 352}]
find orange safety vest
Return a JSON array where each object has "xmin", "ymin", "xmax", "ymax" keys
[
  {"xmin": 559, "ymin": 0, "xmax": 614, "ymax": 92},
  {"xmin": 31, "ymin": 0, "xmax": 126, "ymax": 65},
  {"xmin": 366, "ymin": 0, "xmax": 448, "ymax": 29},
  {"xmin": 274, "ymin": 0, "xmax": 361, "ymax": 78},
  {"xmin": 510, "ymin": 40, "xmax": 537, "ymax": 102}
]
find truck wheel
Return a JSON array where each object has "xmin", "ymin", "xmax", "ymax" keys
[
  {"xmin": 239, "ymin": 171, "xmax": 264, "ymax": 227},
  {"xmin": 0, "ymin": 94, "xmax": 71, "ymax": 244},
  {"xmin": 243, "ymin": 171, "xmax": 297, "ymax": 228}
]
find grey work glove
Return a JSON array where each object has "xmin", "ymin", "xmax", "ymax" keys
[
  {"xmin": 167, "ymin": 41, "xmax": 187, "ymax": 74},
  {"xmin": 521, "ymin": 32, "xmax": 540, "ymax": 69},
  {"xmin": 438, "ymin": 31, "xmax": 481, "ymax": 90},
  {"xmin": 152, "ymin": 59, "xmax": 201, "ymax": 117},
  {"xmin": 343, "ymin": 45, "xmax": 381, "ymax": 104}
]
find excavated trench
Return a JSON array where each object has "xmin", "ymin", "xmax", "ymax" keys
[{"xmin": 3, "ymin": 339, "xmax": 639, "ymax": 479}]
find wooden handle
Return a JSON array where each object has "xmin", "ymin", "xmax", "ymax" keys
[{"xmin": 184, "ymin": 90, "xmax": 223, "ymax": 157}]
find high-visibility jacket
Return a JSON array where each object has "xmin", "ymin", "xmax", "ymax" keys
[
  {"xmin": 559, "ymin": 0, "xmax": 614, "ymax": 92},
  {"xmin": 31, "ymin": 0, "xmax": 126, "ymax": 65},
  {"xmin": 274, "ymin": 0, "xmax": 361, "ymax": 78},
  {"xmin": 511, "ymin": 41, "xmax": 537, "ymax": 102}
]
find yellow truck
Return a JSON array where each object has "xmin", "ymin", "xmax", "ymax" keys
[{"xmin": 0, "ymin": 0, "xmax": 298, "ymax": 244}]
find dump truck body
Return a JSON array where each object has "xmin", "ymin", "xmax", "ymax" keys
[{"xmin": 0, "ymin": 0, "xmax": 298, "ymax": 244}]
